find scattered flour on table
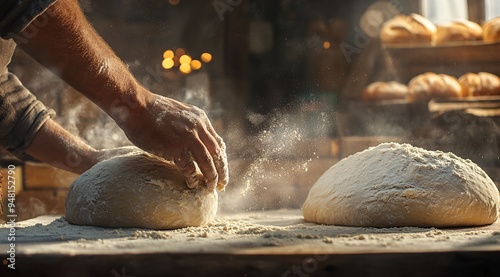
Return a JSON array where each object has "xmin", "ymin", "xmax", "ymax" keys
[{"xmin": 2, "ymin": 210, "xmax": 500, "ymax": 254}]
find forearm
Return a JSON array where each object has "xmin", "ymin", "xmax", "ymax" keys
[
  {"xmin": 11, "ymin": 0, "xmax": 229, "ymax": 188},
  {"xmin": 25, "ymin": 118, "xmax": 97, "ymax": 174},
  {"xmin": 16, "ymin": 0, "xmax": 150, "ymax": 127}
]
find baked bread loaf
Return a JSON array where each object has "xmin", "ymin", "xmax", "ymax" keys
[
  {"xmin": 362, "ymin": 81, "xmax": 409, "ymax": 101},
  {"xmin": 408, "ymin": 72, "xmax": 463, "ymax": 100},
  {"xmin": 483, "ymin": 17, "xmax": 500, "ymax": 43},
  {"xmin": 459, "ymin": 72, "xmax": 500, "ymax": 96},
  {"xmin": 435, "ymin": 20, "xmax": 482, "ymax": 44},
  {"xmin": 380, "ymin": 13, "xmax": 436, "ymax": 44}
]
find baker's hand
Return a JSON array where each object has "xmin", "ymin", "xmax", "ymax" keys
[{"xmin": 121, "ymin": 91, "xmax": 229, "ymax": 191}]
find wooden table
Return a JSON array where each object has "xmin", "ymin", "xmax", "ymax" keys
[{"xmin": 1, "ymin": 210, "xmax": 500, "ymax": 276}]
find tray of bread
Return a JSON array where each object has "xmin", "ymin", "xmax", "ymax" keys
[
  {"xmin": 380, "ymin": 14, "xmax": 500, "ymax": 63},
  {"xmin": 362, "ymin": 71, "xmax": 500, "ymax": 104}
]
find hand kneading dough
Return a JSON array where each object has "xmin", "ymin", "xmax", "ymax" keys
[
  {"xmin": 65, "ymin": 153, "xmax": 218, "ymax": 229},
  {"xmin": 303, "ymin": 143, "xmax": 500, "ymax": 228}
]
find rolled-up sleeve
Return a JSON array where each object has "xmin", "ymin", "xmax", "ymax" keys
[
  {"xmin": 0, "ymin": 68, "xmax": 55, "ymax": 156},
  {"xmin": 0, "ymin": 0, "xmax": 57, "ymax": 39},
  {"xmin": 0, "ymin": 1, "xmax": 58, "ymax": 156}
]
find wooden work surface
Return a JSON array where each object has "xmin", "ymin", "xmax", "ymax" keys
[{"xmin": 1, "ymin": 209, "xmax": 500, "ymax": 276}]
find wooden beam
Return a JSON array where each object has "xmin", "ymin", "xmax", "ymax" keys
[
  {"xmin": 408, "ymin": 0, "xmax": 422, "ymax": 14},
  {"xmin": 468, "ymin": 0, "xmax": 486, "ymax": 23}
]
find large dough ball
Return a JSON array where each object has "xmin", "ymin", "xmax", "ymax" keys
[
  {"xmin": 65, "ymin": 153, "xmax": 218, "ymax": 229},
  {"xmin": 303, "ymin": 143, "xmax": 499, "ymax": 227}
]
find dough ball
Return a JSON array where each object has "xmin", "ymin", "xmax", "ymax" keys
[
  {"xmin": 362, "ymin": 81, "xmax": 409, "ymax": 101},
  {"xmin": 65, "ymin": 153, "xmax": 218, "ymax": 229},
  {"xmin": 380, "ymin": 13, "xmax": 436, "ymax": 44},
  {"xmin": 303, "ymin": 143, "xmax": 499, "ymax": 227}
]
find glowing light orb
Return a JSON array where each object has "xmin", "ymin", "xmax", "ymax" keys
[
  {"xmin": 201, "ymin": 53, "xmax": 212, "ymax": 63},
  {"xmin": 179, "ymin": 55, "xmax": 192, "ymax": 64},
  {"xmin": 190, "ymin": 60, "xmax": 202, "ymax": 70},
  {"xmin": 179, "ymin": 63, "xmax": 192, "ymax": 74},
  {"xmin": 162, "ymin": 58, "xmax": 174, "ymax": 69},
  {"xmin": 163, "ymin": 50, "xmax": 174, "ymax": 59}
]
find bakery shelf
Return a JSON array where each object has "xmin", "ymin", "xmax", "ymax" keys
[{"xmin": 383, "ymin": 41, "xmax": 500, "ymax": 82}]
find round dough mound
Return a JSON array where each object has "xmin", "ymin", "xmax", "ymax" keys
[
  {"xmin": 303, "ymin": 143, "xmax": 500, "ymax": 227},
  {"xmin": 65, "ymin": 153, "xmax": 218, "ymax": 229}
]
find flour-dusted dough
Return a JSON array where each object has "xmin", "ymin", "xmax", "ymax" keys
[
  {"xmin": 303, "ymin": 143, "xmax": 500, "ymax": 227},
  {"xmin": 65, "ymin": 153, "xmax": 218, "ymax": 229}
]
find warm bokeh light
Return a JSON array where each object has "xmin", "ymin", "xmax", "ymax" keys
[
  {"xmin": 168, "ymin": 0, "xmax": 180, "ymax": 5},
  {"xmin": 163, "ymin": 50, "xmax": 174, "ymax": 59},
  {"xmin": 175, "ymin": 48, "xmax": 186, "ymax": 57},
  {"xmin": 179, "ymin": 55, "xmax": 192, "ymax": 64},
  {"xmin": 179, "ymin": 63, "xmax": 192, "ymax": 74},
  {"xmin": 161, "ymin": 48, "xmax": 211, "ymax": 74},
  {"xmin": 323, "ymin": 41, "xmax": 331, "ymax": 49},
  {"xmin": 201, "ymin": 52, "xmax": 212, "ymax": 63},
  {"xmin": 190, "ymin": 60, "xmax": 202, "ymax": 70},
  {"xmin": 162, "ymin": 58, "xmax": 174, "ymax": 69}
]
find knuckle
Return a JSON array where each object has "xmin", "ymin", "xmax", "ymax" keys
[
  {"xmin": 191, "ymin": 105, "xmax": 206, "ymax": 116},
  {"xmin": 179, "ymin": 160, "xmax": 196, "ymax": 173}
]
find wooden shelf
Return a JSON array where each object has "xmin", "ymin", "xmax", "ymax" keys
[
  {"xmin": 385, "ymin": 41, "xmax": 500, "ymax": 62},
  {"xmin": 383, "ymin": 41, "xmax": 500, "ymax": 82}
]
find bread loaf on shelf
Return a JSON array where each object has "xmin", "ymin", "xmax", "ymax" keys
[
  {"xmin": 435, "ymin": 20, "xmax": 482, "ymax": 44},
  {"xmin": 483, "ymin": 17, "xmax": 500, "ymax": 43},
  {"xmin": 380, "ymin": 13, "xmax": 436, "ymax": 44},
  {"xmin": 459, "ymin": 72, "xmax": 500, "ymax": 96},
  {"xmin": 408, "ymin": 72, "xmax": 463, "ymax": 101},
  {"xmin": 362, "ymin": 81, "xmax": 409, "ymax": 101}
]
